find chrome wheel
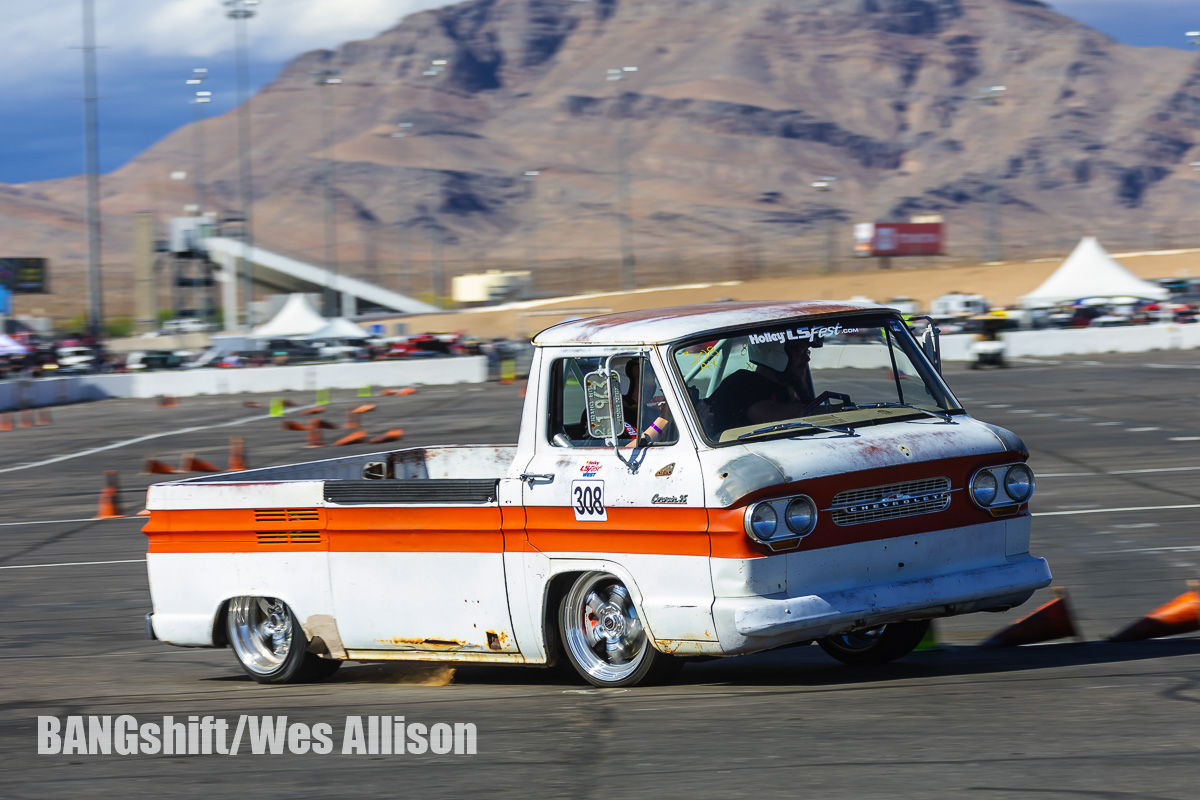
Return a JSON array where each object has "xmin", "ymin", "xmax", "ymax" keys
[
  {"xmin": 560, "ymin": 572, "xmax": 678, "ymax": 687},
  {"xmin": 228, "ymin": 596, "xmax": 295, "ymax": 675}
]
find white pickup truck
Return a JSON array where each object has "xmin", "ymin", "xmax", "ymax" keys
[{"xmin": 143, "ymin": 301, "xmax": 1050, "ymax": 687}]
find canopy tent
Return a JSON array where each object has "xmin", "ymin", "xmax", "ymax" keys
[
  {"xmin": 1020, "ymin": 237, "xmax": 1168, "ymax": 308},
  {"xmin": 301, "ymin": 317, "xmax": 369, "ymax": 341},
  {"xmin": 251, "ymin": 294, "xmax": 328, "ymax": 338},
  {"xmin": 0, "ymin": 334, "xmax": 28, "ymax": 356}
]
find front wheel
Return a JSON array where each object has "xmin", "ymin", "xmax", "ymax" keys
[
  {"xmin": 226, "ymin": 596, "xmax": 342, "ymax": 684},
  {"xmin": 817, "ymin": 619, "xmax": 930, "ymax": 665},
  {"xmin": 559, "ymin": 572, "xmax": 681, "ymax": 687}
]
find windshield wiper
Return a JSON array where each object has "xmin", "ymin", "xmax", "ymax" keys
[
  {"xmin": 847, "ymin": 402, "xmax": 955, "ymax": 422},
  {"xmin": 737, "ymin": 420, "xmax": 856, "ymax": 440}
]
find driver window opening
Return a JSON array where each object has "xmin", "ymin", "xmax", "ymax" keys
[{"xmin": 548, "ymin": 356, "xmax": 679, "ymax": 448}]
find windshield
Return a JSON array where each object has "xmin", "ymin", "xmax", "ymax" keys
[{"xmin": 671, "ymin": 313, "xmax": 960, "ymax": 444}]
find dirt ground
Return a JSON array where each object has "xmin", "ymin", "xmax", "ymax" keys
[{"xmin": 387, "ymin": 247, "xmax": 1200, "ymax": 340}]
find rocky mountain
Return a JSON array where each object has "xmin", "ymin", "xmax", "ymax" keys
[{"xmin": 6, "ymin": 0, "xmax": 1200, "ymax": 319}]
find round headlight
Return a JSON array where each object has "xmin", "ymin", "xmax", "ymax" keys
[
  {"xmin": 972, "ymin": 470, "xmax": 998, "ymax": 506},
  {"xmin": 749, "ymin": 504, "xmax": 778, "ymax": 540},
  {"xmin": 1004, "ymin": 464, "xmax": 1034, "ymax": 503},
  {"xmin": 784, "ymin": 496, "xmax": 817, "ymax": 535}
]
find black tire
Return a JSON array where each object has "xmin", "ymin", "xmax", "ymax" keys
[
  {"xmin": 817, "ymin": 619, "xmax": 930, "ymax": 665},
  {"xmin": 226, "ymin": 596, "xmax": 342, "ymax": 684},
  {"xmin": 558, "ymin": 572, "xmax": 682, "ymax": 687}
]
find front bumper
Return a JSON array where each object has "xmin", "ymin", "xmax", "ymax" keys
[{"xmin": 713, "ymin": 555, "xmax": 1051, "ymax": 654}]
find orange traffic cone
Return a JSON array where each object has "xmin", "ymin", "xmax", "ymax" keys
[
  {"xmin": 369, "ymin": 428, "xmax": 405, "ymax": 444},
  {"xmin": 280, "ymin": 399, "xmax": 298, "ymax": 407},
  {"xmin": 378, "ymin": 388, "xmax": 398, "ymax": 396},
  {"xmin": 333, "ymin": 430, "xmax": 368, "ymax": 446},
  {"xmin": 281, "ymin": 419, "xmax": 308, "ymax": 431},
  {"xmin": 93, "ymin": 471, "xmax": 124, "ymax": 519},
  {"xmin": 980, "ymin": 587, "xmax": 1083, "ymax": 648},
  {"xmin": 19, "ymin": 409, "xmax": 34, "ymax": 428},
  {"xmin": 142, "ymin": 458, "xmax": 181, "ymax": 475},
  {"xmin": 304, "ymin": 419, "xmax": 324, "ymax": 448},
  {"xmin": 228, "ymin": 436, "xmax": 247, "ymax": 471},
  {"xmin": 157, "ymin": 395, "xmax": 179, "ymax": 408},
  {"xmin": 351, "ymin": 403, "xmax": 377, "ymax": 415},
  {"xmin": 0, "ymin": 413, "xmax": 12, "ymax": 431},
  {"xmin": 299, "ymin": 407, "xmax": 325, "ymax": 416},
  {"xmin": 344, "ymin": 409, "xmax": 359, "ymax": 429},
  {"xmin": 1108, "ymin": 581, "xmax": 1200, "ymax": 642},
  {"xmin": 35, "ymin": 408, "xmax": 51, "ymax": 425},
  {"xmin": 180, "ymin": 453, "xmax": 222, "ymax": 473},
  {"xmin": 316, "ymin": 418, "xmax": 339, "ymax": 429},
  {"xmin": 398, "ymin": 387, "xmax": 417, "ymax": 396},
  {"xmin": 243, "ymin": 400, "xmax": 265, "ymax": 408}
]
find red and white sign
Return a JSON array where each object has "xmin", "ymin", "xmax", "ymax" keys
[{"xmin": 855, "ymin": 222, "xmax": 944, "ymax": 257}]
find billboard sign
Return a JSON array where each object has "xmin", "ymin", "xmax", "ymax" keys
[
  {"xmin": 854, "ymin": 223, "xmax": 944, "ymax": 257},
  {"xmin": 0, "ymin": 258, "xmax": 50, "ymax": 293}
]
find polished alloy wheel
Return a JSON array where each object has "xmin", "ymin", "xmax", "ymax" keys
[
  {"xmin": 228, "ymin": 596, "xmax": 294, "ymax": 675},
  {"xmin": 561, "ymin": 573, "xmax": 650, "ymax": 685}
]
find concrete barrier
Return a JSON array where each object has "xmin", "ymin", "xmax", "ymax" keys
[
  {"xmin": 940, "ymin": 322, "xmax": 1200, "ymax": 361},
  {"xmin": 0, "ymin": 356, "xmax": 487, "ymax": 410}
]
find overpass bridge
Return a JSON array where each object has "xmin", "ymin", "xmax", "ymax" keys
[{"xmin": 203, "ymin": 237, "xmax": 439, "ymax": 329}]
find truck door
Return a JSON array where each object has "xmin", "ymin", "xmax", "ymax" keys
[{"xmin": 521, "ymin": 351, "xmax": 710, "ymax": 610}]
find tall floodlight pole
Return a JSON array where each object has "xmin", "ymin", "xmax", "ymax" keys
[
  {"xmin": 225, "ymin": 0, "xmax": 259, "ymax": 329},
  {"xmin": 975, "ymin": 84, "xmax": 1007, "ymax": 262},
  {"xmin": 605, "ymin": 66, "xmax": 638, "ymax": 290},
  {"xmin": 423, "ymin": 59, "xmax": 449, "ymax": 303},
  {"xmin": 811, "ymin": 176, "xmax": 838, "ymax": 273},
  {"xmin": 80, "ymin": 0, "xmax": 104, "ymax": 340},
  {"xmin": 186, "ymin": 69, "xmax": 210, "ymax": 214},
  {"xmin": 313, "ymin": 69, "xmax": 342, "ymax": 316},
  {"xmin": 392, "ymin": 122, "xmax": 414, "ymax": 295},
  {"xmin": 522, "ymin": 170, "xmax": 541, "ymax": 284}
]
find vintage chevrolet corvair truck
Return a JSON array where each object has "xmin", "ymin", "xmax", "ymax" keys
[{"xmin": 144, "ymin": 301, "xmax": 1050, "ymax": 687}]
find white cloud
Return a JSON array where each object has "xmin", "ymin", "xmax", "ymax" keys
[{"xmin": 3, "ymin": 0, "xmax": 448, "ymax": 86}]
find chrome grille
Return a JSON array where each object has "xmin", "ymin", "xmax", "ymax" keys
[{"xmin": 829, "ymin": 477, "xmax": 951, "ymax": 526}]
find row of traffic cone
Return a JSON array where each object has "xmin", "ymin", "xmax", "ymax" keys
[
  {"xmin": 0, "ymin": 409, "xmax": 53, "ymax": 429},
  {"xmin": 919, "ymin": 583, "xmax": 1200, "ymax": 649},
  {"xmin": 142, "ymin": 436, "xmax": 248, "ymax": 475}
]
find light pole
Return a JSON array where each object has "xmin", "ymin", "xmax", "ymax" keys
[
  {"xmin": 422, "ymin": 59, "xmax": 449, "ymax": 303},
  {"xmin": 391, "ymin": 121, "xmax": 414, "ymax": 295},
  {"xmin": 313, "ymin": 68, "xmax": 342, "ymax": 316},
  {"xmin": 80, "ymin": 0, "xmax": 104, "ymax": 340},
  {"xmin": 225, "ymin": 0, "xmax": 259, "ymax": 329},
  {"xmin": 975, "ymin": 84, "xmax": 1007, "ymax": 262},
  {"xmin": 185, "ymin": 68, "xmax": 210, "ymax": 214},
  {"xmin": 605, "ymin": 66, "xmax": 638, "ymax": 290},
  {"xmin": 522, "ymin": 170, "xmax": 541, "ymax": 283},
  {"xmin": 811, "ymin": 176, "xmax": 838, "ymax": 273}
]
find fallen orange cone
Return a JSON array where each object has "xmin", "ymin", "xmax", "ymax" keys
[
  {"xmin": 980, "ymin": 587, "xmax": 1082, "ymax": 648},
  {"xmin": 304, "ymin": 419, "xmax": 324, "ymax": 448},
  {"xmin": 281, "ymin": 420, "xmax": 308, "ymax": 431},
  {"xmin": 94, "ymin": 471, "xmax": 125, "ymax": 519},
  {"xmin": 351, "ymin": 403, "xmax": 377, "ymax": 415},
  {"xmin": 369, "ymin": 429, "xmax": 405, "ymax": 444},
  {"xmin": 299, "ymin": 407, "xmax": 325, "ymax": 416},
  {"xmin": 397, "ymin": 387, "xmax": 417, "ymax": 396},
  {"xmin": 143, "ymin": 458, "xmax": 181, "ymax": 475},
  {"xmin": 243, "ymin": 401, "xmax": 265, "ymax": 408},
  {"xmin": 1108, "ymin": 581, "xmax": 1200, "ymax": 642},
  {"xmin": 180, "ymin": 453, "xmax": 222, "ymax": 473},
  {"xmin": 333, "ymin": 430, "xmax": 368, "ymax": 446}
]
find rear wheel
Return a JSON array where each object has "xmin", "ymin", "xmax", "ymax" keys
[
  {"xmin": 226, "ymin": 596, "xmax": 341, "ymax": 684},
  {"xmin": 559, "ymin": 572, "xmax": 681, "ymax": 687},
  {"xmin": 818, "ymin": 619, "xmax": 930, "ymax": 665}
]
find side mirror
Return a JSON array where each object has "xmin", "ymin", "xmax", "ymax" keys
[{"xmin": 583, "ymin": 368, "xmax": 625, "ymax": 441}]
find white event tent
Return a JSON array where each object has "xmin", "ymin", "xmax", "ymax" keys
[
  {"xmin": 251, "ymin": 294, "xmax": 328, "ymax": 338},
  {"xmin": 1020, "ymin": 237, "xmax": 1168, "ymax": 308}
]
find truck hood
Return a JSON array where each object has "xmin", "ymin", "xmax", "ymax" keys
[{"xmin": 702, "ymin": 414, "xmax": 1019, "ymax": 508}]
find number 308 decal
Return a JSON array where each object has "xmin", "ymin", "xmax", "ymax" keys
[{"xmin": 571, "ymin": 480, "xmax": 607, "ymax": 521}]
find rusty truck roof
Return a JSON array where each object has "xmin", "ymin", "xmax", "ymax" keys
[{"xmin": 533, "ymin": 300, "xmax": 886, "ymax": 346}]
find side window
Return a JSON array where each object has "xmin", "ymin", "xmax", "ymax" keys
[{"xmin": 547, "ymin": 356, "xmax": 679, "ymax": 447}]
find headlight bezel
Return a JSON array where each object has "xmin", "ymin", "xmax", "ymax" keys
[
  {"xmin": 745, "ymin": 494, "xmax": 818, "ymax": 551},
  {"xmin": 969, "ymin": 462, "xmax": 1036, "ymax": 512}
]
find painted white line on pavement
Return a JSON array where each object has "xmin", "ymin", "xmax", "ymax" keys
[
  {"xmin": 1125, "ymin": 427, "xmax": 1162, "ymax": 432},
  {"xmin": 1035, "ymin": 503, "xmax": 1200, "ymax": 517},
  {"xmin": 0, "ymin": 559, "xmax": 146, "ymax": 570},
  {"xmin": 0, "ymin": 517, "xmax": 143, "ymax": 527},
  {"xmin": 1098, "ymin": 546, "xmax": 1200, "ymax": 554},
  {"xmin": 0, "ymin": 413, "xmax": 267, "ymax": 475},
  {"xmin": 1170, "ymin": 437, "xmax": 1200, "ymax": 442},
  {"xmin": 1040, "ymin": 465, "xmax": 1200, "ymax": 478}
]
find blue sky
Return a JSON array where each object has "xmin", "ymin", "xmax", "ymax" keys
[{"xmin": 0, "ymin": 0, "xmax": 1195, "ymax": 185}]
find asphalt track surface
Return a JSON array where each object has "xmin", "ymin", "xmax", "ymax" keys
[{"xmin": 2, "ymin": 354, "xmax": 1199, "ymax": 799}]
